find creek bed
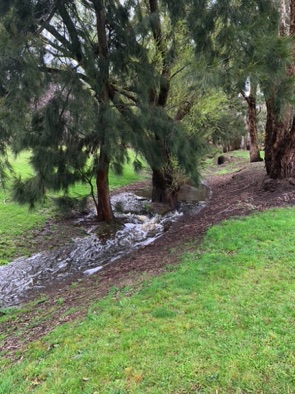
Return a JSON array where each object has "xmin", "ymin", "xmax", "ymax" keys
[{"xmin": 0, "ymin": 185, "xmax": 210, "ymax": 308}]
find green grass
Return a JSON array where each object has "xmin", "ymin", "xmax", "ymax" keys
[
  {"xmin": 0, "ymin": 153, "xmax": 50, "ymax": 263},
  {"xmin": 0, "ymin": 151, "xmax": 147, "ymax": 264},
  {"xmin": 201, "ymin": 149, "xmax": 265, "ymax": 176},
  {"xmin": 1, "ymin": 208, "xmax": 294, "ymax": 393},
  {"xmin": 9, "ymin": 150, "xmax": 146, "ymax": 197}
]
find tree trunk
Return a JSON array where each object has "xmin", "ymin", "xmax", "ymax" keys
[
  {"xmin": 149, "ymin": 0, "xmax": 175, "ymax": 203},
  {"xmin": 152, "ymin": 167, "xmax": 178, "ymax": 206},
  {"xmin": 265, "ymin": 0, "xmax": 295, "ymax": 178},
  {"xmin": 265, "ymin": 98, "xmax": 295, "ymax": 178},
  {"xmin": 246, "ymin": 95, "xmax": 263, "ymax": 162},
  {"xmin": 96, "ymin": 150, "xmax": 113, "ymax": 223},
  {"xmin": 93, "ymin": 2, "xmax": 114, "ymax": 222}
]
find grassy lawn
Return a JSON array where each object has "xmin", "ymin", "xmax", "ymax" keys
[
  {"xmin": 201, "ymin": 150, "xmax": 265, "ymax": 176},
  {"xmin": 1, "ymin": 207, "xmax": 294, "ymax": 393},
  {"xmin": 0, "ymin": 151, "xmax": 147, "ymax": 264}
]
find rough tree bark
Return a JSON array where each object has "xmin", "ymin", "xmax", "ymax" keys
[
  {"xmin": 265, "ymin": 99, "xmax": 295, "ymax": 178},
  {"xmin": 96, "ymin": 149, "xmax": 113, "ymax": 223},
  {"xmin": 93, "ymin": 1, "xmax": 114, "ymax": 222},
  {"xmin": 245, "ymin": 94, "xmax": 263, "ymax": 162},
  {"xmin": 265, "ymin": 0, "xmax": 295, "ymax": 178},
  {"xmin": 148, "ymin": 0, "xmax": 179, "ymax": 206},
  {"xmin": 151, "ymin": 167, "xmax": 177, "ymax": 205}
]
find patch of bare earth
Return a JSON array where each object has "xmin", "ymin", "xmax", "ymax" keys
[{"xmin": 1, "ymin": 162, "xmax": 295, "ymax": 359}]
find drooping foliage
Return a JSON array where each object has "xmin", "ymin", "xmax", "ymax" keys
[
  {"xmin": 185, "ymin": 0, "xmax": 283, "ymax": 159},
  {"xmin": 0, "ymin": 0, "xmax": 212, "ymax": 219},
  {"xmin": 0, "ymin": 20, "xmax": 37, "ymax": 187},
  {"xmin": 2, "ymin": 0, "xmax": 289, "ymax": 222}
]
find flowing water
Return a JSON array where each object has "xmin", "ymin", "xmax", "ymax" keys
[{"xmin": 0, "ymin": 184, "xmax": 210, "ymax": 308}]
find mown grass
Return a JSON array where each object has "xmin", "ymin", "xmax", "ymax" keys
[
  {"xmin": 0, "ymin": 154, "xmax": 51, "ymax": 262},
  {"xmin": 0, "ymin": 151, "xmax": 147, "ymax": 264},
  {"xmin": 1, "ymin": 207, "xmax": 294, "ymax": 393}
]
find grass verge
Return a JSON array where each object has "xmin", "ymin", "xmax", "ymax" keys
[{"xmin": 1, "ymin": 207, "xmax": 294, "ymax": 393}]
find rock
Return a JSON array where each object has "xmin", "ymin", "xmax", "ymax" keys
[
  {"xmin": 288, "ymin": 178, "xmax": 295, "ymax": 186},
  {"xmin": 217, "ymin": 155, "xmax": 226, "ymax": 165}
]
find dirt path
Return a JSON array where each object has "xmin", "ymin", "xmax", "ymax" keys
[{"xmin": 1, "ymin": 160, "xmax": 295, "ymax": 359}]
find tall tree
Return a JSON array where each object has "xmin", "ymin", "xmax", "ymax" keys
[
  {"xmin": 187, "ymin": 0, "xmax": 278, "ymax": 162},
  {"xmin": 142, "ymin": 0, "xmax": 202, "ymax": 204},
  {"xmin": 241, "ymin": 79, "xmax": 263, "ymax": 162},
  {"xmin": 0, "ymin": 0, "xmax": 157, "ymax": 222},
  {"xmin": 0, "ymin": 0, "xmax": 206, "ymax": 218},
  {"xmin": 264, "ymin": 0, "xmax": 295, "ymax": 178}
]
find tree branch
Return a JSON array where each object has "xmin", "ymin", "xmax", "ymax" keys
[
  {"xmin": 43, "ymin": 23, "xmax": 72, "ymax": 51},
  {"xmin": 110, "ymin": 84, "xmax": 139, "ymax": 104},
  {"xmin": 171, "ymin": 65, "xmax": 188, "ymax": 80},
  {"xmin": 38, "ymin": 65, "xmax": 90, "ymax": 85},
  {"xmin": 149, "ymin": 0, "xmax": 171, "ymax": 107},
  {"xmin": 35, "ymin": 3, "xmax": 57, "ymax": 35},
  {"xmin": 174, "ymin": 99, "xmax": 195, "ymax": 121},
  {"xmin": 57, "ymin": 2, "xmax": 84, "ymax": 63}
]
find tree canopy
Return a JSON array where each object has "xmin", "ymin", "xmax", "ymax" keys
[
  {"xmin": 0, "ymin": 0, "xmax": 213, "ymax": 219},
  {"xmin": 0, "ymin": 0, "xmax": 294, "ymax": 222}
]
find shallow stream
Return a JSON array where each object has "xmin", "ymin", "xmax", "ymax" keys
[{"xmin": 0, "ymin": 184, "xmax": 210, "ymax": 307}]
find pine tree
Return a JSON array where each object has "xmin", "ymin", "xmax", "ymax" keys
[
  {"xmin": 138, "ymin": 0, "xmax": 203, "ymax": 205},
  {"xmin": 0, "ymin": 0, "xmax": 209, "ymax": 218},
  {"xmin": 0, "ymin": 0, "xmax": 159, "ymax": 222},
  {"xmin": 0, "ymin": 17, "xmax": 34, "ymax": 188}
]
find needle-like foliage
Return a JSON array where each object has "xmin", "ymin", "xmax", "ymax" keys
[{"xmin": 0, "ymin": 0, "xmax": 210, "ymax": 219}]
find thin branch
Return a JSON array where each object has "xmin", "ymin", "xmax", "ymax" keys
[
  {"xmin": 43, "ymin": 24, "xmax": 72, "ymax": 51},
  {"xmin": 38, "ymin": 65, "xmax": 90, "ymax": 84},
  {"xmin": 171, "ymin": 64, "xmax": 188, "ymax": 80},
  {"xmin": 35, "ymin": 3, "xmax": 57, "ymax": 35},
  {"xmin": 110, "ymin": 84, "xmax": 139, "ymax": 104},
  {"xmin": 174, "ymin": 99, "xmax": 195, "ymax": 121},
  {"xmin": 58, "ymin": 2, "xmax": 84, "ymax": 62},
  {"xmin": 77, "ymin": 168, "xmax": 99, "ymax": 212},
  {"xmin": 41, "ymin": 39, "xmax": 72, "ymax": 59},
  {"xmin": 58, "ymin": 88, "xmax": 72, "ymax": 122}
]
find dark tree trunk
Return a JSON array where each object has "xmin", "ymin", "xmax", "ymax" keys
[
  {"xmin": 149, "ymin": 0, "xmax": 176, "ymax": 203},
  {"xmin": 93, "ymin": 2, "xmax": 114, "ymax": 222},
  {"xmin": 151, "ymin": 135, "xmax": 179, "ymax": 206},
  {"xmin": 152, "ymin": 167, "xmax": 178, "ymax": 206},
  {"xmin": 231, "ymin": 136, "xmax": 242, "ymax": 150},
  {"xmin": 96, "ymin": 150, "xmax": 113, "ymax": 223},
  {"xmin": 222, "ymin": 137, "xmax": 241, "ymax": 153},
  {"xmin": 264, "ymin": 0, "xmax": 295, "ymax": 178},
  {"xmin": 246, "ymin": 95, "xmax": 263, "ymax": 162},
  {"xmin": 265, "ymin": 98, "xmax": 295, "ymax": 178}
]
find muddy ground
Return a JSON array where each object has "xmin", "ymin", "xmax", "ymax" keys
[{"xmin": 1, "ymin": 158, "xmax": 295, "ymax": 359}]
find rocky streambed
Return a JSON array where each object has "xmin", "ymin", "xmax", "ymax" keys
[{"xmin": 0, "ymin": 184, "xmax": 210, "ymax": 308}]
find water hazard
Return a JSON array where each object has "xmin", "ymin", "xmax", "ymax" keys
[{"xmin": 0, "ymin": 184, "xmax": 210, "ymax": 308}]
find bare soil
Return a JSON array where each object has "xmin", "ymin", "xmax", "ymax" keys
[{"xmin": 1, "ymin": 159, "xmax": 295, "ymax": 359}]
